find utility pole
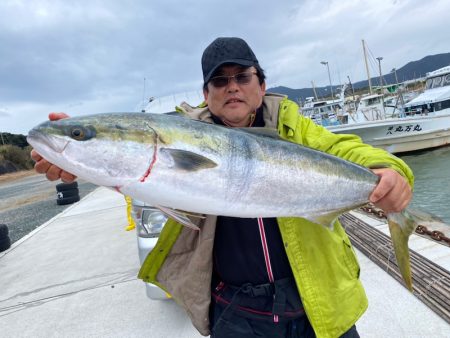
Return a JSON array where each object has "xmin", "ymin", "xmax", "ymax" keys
[
  {"xmin": 321, "ymin": 61, "xmax": 334, "ymax": 100},
  {"xmin": 376, "ymin": 57, "xmax": 384, "ymax": 89},
  {"xmin": 0, "ymin": 132, "xmax": 5, "ymax": 145}
]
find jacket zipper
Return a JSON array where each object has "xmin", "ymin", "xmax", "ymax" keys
[{"xmin": 257, "ymin": 217, "xmax": 279, "ymax": 323}]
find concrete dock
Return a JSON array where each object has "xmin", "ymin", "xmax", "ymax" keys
[{"xmin": 0, "ymin": 187, "xmax": 448, "ymax": 337}]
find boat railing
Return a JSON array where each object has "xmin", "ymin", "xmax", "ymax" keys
[{"xmin": 360, "ymin": 107, "xmax": 385, "ymax": 121}]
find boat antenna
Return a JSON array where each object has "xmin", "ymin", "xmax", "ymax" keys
[{"xmin": 141, "ymin": 77, "xmax": 146, "ymax": 112}]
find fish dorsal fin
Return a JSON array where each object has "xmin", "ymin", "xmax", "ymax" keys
[
  {"xmin": 165, "ymin": 110, "xmax": 185, "ymax": 116},
  {"xmin": 237, "ymin": 127, "xmax": 282, "ymax": 140},
  {"xmin": 160, "ymin": 148, "xmax": 217, "ymax": 171},
  {"xmin": 156, "ymin": 205, "xmax": 203, "ymax": 231}
]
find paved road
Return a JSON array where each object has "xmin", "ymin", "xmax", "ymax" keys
[
  {"xmin": 0, "ymin": 174, "xmax": 97, "ymax": 243},
  {"xmin": 0, "ymin": 187, "xmax": 203, "ymax": 338}
]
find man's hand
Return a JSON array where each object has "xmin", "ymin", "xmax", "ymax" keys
[
  {"xmin": 30, "ymin": 112, "xmax": 77, "ymax": 183},
  {"xmin": 369, "ymin": 168, "xmax": 412, "ymax": 213}
]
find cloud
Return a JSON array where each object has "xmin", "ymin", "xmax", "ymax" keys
[
  {"xmin": 1, "ymin": 0, "xmax": 449, "ymax": 134},
  {"xmin": 0, "ymin": 108, "xmax": 11, "ymax": 118}
]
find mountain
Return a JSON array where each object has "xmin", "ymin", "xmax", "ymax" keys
[{"xmin": 268, "ymin": 52, "xmax": 450, "ymax": 103}]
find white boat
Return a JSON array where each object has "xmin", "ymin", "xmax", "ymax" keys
[
  {"xmin": 327, "ymin": 66, "xmax": 450, "ymax": 153},
  {"xmin": 328, "ymin": 114, "xmax": 450, "ymax": 153},
  {"xmin": 301, "ymin": 97, "xmax": 347, "ymax": 126},
  {"xmin": 353, "ymin": 93, "xmax": 401, "ymax": 121}
]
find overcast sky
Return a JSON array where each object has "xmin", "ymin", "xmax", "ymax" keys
[{"xmin": 1, "ymin": 0, "xmax": 449, "ymax": 134}]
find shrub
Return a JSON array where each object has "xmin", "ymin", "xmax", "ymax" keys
[{"xmin": 0, "ymin": 145, "xmax": 34, "ymax": 170}]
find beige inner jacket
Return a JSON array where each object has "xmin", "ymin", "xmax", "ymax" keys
[{"xmin": 154, "ymin": 93, "xmax": 286, "ymax": 336}]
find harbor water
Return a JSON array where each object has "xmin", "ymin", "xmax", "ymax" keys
[{"xmin": 400, "ymin": 145, "xmax": 450, "ymax": 224}]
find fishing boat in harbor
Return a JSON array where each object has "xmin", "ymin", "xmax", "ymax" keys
[
  {"xmin": 301, "ymin": 40, "xmax": 450, "ymax": 153},
  {"xmin": 327, "ymin": 65, "xmax": 450, "ymax": 153},
  {"xmin": 300, "ymin": 97, "xmax": 346, "ymax": 126}
]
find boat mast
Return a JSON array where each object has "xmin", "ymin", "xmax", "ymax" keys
[
  {"xmin": 362, "ymin": 39, "xmax": 373, "ymax": 94},
  {"xmin": 311, "ymin": 80, "xmax": 318, "ymax": 100},
  {"xmin": 376, "ymin": 56, "xmax": 386, "ymax": 115}
]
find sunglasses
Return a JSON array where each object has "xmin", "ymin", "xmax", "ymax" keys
[{"xmin": 209, "ymin": 71, "xmax": 257, "ymax": 88}]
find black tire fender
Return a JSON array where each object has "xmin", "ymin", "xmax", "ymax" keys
[
  {"xmin": 56, "ymin": 182, "xmax": 78, "ymax": 192},
  {"xmin": 0, "ymin": 236, "xmax": 11, "ymax": 252},
  {"xmin": 0, "ymin": 224, "xmax": 9, "ymax": 237},
  {"xmin": 56, "ymin": 195, "xmax": 80, "ymax": 206},
  {"xmin": 57, "ymin": 189, "xmax": 79, "ymax": 199}
]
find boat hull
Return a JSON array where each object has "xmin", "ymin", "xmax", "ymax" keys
[{"xmin": 328, "ymin": 113, "xmax": 450, "ymax": 153}]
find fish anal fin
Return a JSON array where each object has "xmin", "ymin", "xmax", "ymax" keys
[
  {"xmin": 156, "ymin": 205, "xmax": 202, "ymax": 231},
  {"xmin": 309, "ymin": 211, "xmax": 343, "ymax": 230}
]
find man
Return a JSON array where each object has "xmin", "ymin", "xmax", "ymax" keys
[{"xmin": 32, "ymin": 37, "xmax": 413, "ymax": 338}]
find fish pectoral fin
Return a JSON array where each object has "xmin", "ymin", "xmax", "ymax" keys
[
  {"xmin": 156, "ymin": 205, "xmax": 202, "ymax": 231},
  {"xmin": 309, "ymin": 211, "xmax": 342, "ymax": 230},
  {"xmin": 160, "ymin": 148, "xmax": 217, "ymax": 171}
]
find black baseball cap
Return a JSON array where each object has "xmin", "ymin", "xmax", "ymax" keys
[{"xmin": 201, "ymin": 37, "xmax": 260, "ymax": 83}]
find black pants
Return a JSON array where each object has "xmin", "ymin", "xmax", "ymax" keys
[
  {"xmin": 210, "ymin": 300, "xmax": 315, "ymax": 338},
  {"xmin": 210, "ymin": 301, "xmax": 360, "ymax": 338},
  {"xmin": 210, "ymin": 279, "xmax": 360, "ymax": 338}
]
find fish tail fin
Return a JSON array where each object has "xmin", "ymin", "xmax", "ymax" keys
[{"xmin": 387, "ymin": 208, "xmax": 438, "ymax": 291}]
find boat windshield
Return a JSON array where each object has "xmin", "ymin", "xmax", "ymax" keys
[
  {"xmin": 366, "ymin": 97, "xmax": 381, "ymax": 105},
  {"xmin": 425, "ymin": 74, "xmax": 450, "ymax": 90}
]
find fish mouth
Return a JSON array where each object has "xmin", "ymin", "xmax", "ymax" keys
[{"xmin": 27, "ymin": 129, "xmax": 69, "ymax": 154}]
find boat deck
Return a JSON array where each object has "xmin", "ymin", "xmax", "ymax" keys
[{"xmin": 0, "ymin": 187, "xmax": 448, "ymax": 337}]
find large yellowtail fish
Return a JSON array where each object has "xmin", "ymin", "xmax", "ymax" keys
[{"xmin": 27, "ymin": 112, "xmax": 424, "ymax": 290}]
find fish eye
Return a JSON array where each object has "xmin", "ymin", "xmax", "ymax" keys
[
  {"xmin": 68, "ymin": 125, "xmax": 96, "ymax": 141},
  {"xmin": 71, "ymin": 128, "xmax": 85, "ymax": 140}
]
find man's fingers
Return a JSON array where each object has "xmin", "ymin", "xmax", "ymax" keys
[
  {"xmin": 370, "ymin": 168, "xmax": 412, "ymax": 213},
  {"xmin": 30, "ymin": 149, "xmax": 43, "ymax": 162},
  {"xmin": 49, "ymin": 112, "xmax": 70, "ymax": 121},
  {"xmin": 34, "ymin": 158, "xmax": 51, "ymax": 174},
  {"xmin": 45, "ymin": 165, "xmax": 63, "ymax": 181},
  {"xmin": 34, "ymin": 157, "xmax": 76, "ymax": 183},
  {"xmin": 369, "ymin": 169, "xmax": 395, "ymax": 203},
  {"xmin": 61, "ymin": 171, "xmax": 77, "ymax": 183}
]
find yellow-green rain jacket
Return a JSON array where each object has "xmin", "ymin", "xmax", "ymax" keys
[{"xmin": 138, "ymin": 93, "xmax": 414, "ymax": 338}]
